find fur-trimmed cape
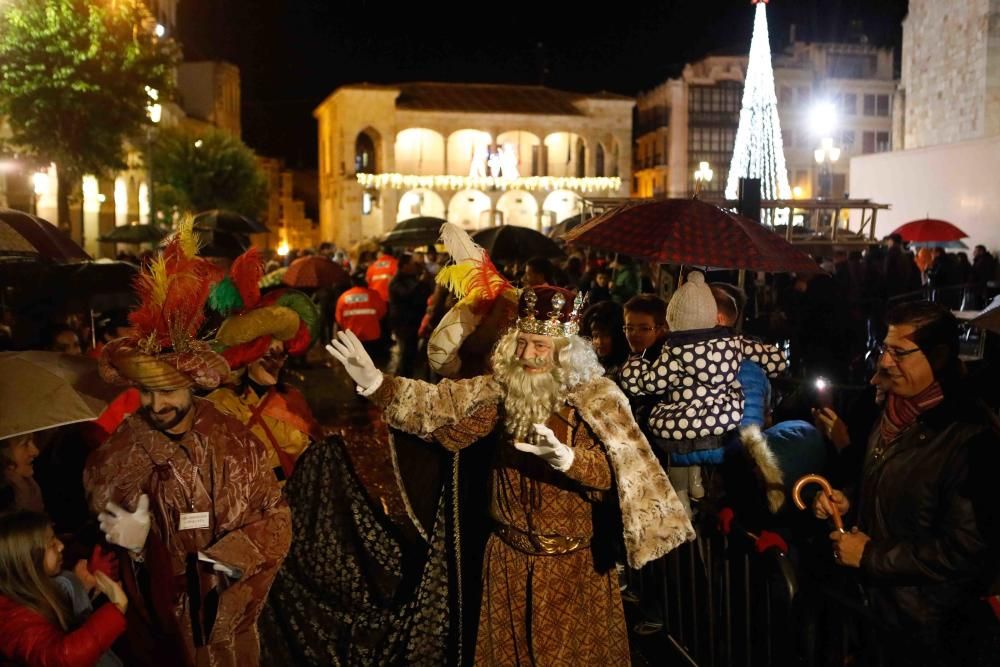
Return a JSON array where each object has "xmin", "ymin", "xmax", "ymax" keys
[{"xmin": 371, "ymin": 373, "xmax": 695, "ymax": 568}]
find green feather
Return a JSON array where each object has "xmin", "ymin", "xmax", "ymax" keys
[{"xmin": 209, "ymin": 277, "xmax": 244, "ymax": 315}]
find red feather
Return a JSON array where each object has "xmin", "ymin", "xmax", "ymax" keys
[{"xmin": 229, "ymin": 248, "xmax": 263, "ymax": 309}]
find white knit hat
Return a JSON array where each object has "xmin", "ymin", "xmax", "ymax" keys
[{"xmin": 667, "ymin": 271, "xmax": 718, "ymax": 332}]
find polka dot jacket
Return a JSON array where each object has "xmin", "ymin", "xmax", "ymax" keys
[{"xmin": 620, "ymin": 327, "xmax": 787, "ymax": 442}]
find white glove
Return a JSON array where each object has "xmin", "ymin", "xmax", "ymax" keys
[
  {"xmin": 198, "ymin": 552, "xmax": 242, "ymax": 580},
  {"xmin": 326, "ymin": 330, "xmax": 383, "ymax": 392},
  {"xmin": 514, "ymin": 423, "xmax": 575, "ymax": 472},
  {"xmin": 98, "ymin": 494, "xmax": 151, "ymax": 553}
]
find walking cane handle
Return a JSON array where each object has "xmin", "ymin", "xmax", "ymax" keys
[{"xmin": 792, "ymin": 474, "xmax": 845, "ymax": 533}]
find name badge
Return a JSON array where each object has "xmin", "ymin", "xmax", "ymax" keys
[{"xmin": 178, "ymin": 512, "xmax": 210, "ymax": 530}]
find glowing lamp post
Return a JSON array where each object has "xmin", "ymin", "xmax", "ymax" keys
[
  {"xmin": 693, "ymin": 161, "xmax": 714, "ymax": 196},
  {"xmin": 814, "ymin": 137, "xmax": 841, "ymax": 199}
]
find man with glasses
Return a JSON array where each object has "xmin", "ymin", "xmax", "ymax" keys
[
  {"xmin": 622, "ymin": 295, "xmax": 668, "ymax": 355},
  {"xmin": 814, "ymin": 301, "xmax": 998, "ymax": 666}
]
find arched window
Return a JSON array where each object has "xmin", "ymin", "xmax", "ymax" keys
[
  {"xmin": 575, "ymin": 139, "xmax": 586, "ymax": 178},
  {"xmin": 355, "ymin": 133, "xmax": 376, "ymax": 174},
  {"xmin": 595, "ymin": 144, "xmax": 605, "ymax": 177}
]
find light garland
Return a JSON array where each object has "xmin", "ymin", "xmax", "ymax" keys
[
  {"xmin": 725, "ymin": 1, "xmax": 792, "ymax": 223},
  {"xmin": 356, "ymin": 172, "xmax": 622, "ymax": 194}
]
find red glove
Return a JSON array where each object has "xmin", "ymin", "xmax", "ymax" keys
[
  {"xmin": 87, "ymin": 545, "xmax": 120, "ymax": 581},
  {"xmin": 754, "ymin": 530, "xmax": 788, "ymax": 556},
  {"xmin": 717, "ymin": 507, "xmax": 735, "ymax": 536}
]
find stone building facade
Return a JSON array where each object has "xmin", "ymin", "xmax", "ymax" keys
[
  {"xmin": 634, "ymin": 41, "xmax": 897, "ymax": 201},
  {"xmin": 314, "ymin": 82, "xmax": 633, "ymax": 248},
  {"xmin": 898, "ymin": 0, "xmax": 1000, "ymax": 148}
]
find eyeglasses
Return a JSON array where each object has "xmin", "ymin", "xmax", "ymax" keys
[
  {"xmin": 876, "ymin": 343, "xmax": 922, "ymax": 362},
  {"xmin": 623, "ymin": 326, "xmax": 656, "ymax": 334}
]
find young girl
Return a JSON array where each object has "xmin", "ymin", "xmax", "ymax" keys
[{"xmin": 0, "ymin": 511, "xmax": 127, "ymax": 667}]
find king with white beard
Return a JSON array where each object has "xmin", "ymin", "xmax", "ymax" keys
[{"xmin": 327, "ymin": 285, "xmax": 694, "ymax": 666}]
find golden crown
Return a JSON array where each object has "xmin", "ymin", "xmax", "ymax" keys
[{"xmin": 516, "ymin": 288, "xmax": 586, "ymax": 338}]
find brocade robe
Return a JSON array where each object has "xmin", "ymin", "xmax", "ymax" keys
[
  {"xmin": 370, "ymin": 374, "xmax": 694, "ymax": 666},
  {"xmin": 84, "ymin": 399, "xmax": 292, "ymax": 667}
]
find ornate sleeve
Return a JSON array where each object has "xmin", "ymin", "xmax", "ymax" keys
[
  {"xmin": 740, "ymin": 338, "xmax": 787, "ymax": 376},
  {"xmin": 370, "ymin": 374, "xmax": 503, "ymax": 442},
  {"xmin": 561, "ymin": 420, "xmax": 613, "ymax": 493}
]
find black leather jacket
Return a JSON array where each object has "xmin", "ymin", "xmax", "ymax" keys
[{"xmin": 856, "ymin": 393, "xmax": 999, "ymax": 641}]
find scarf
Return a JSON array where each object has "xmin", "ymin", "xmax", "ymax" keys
[{"xmin": 879, "ymin": 381, "xmax": 944, "ymax": 445}]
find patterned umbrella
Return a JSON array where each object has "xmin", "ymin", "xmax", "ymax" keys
[
  {"xmin": 0, "ymin": 209, "xmax": 90, "ymax": 263},
  {"xmin": 282, "ymin": 256, "xmax": 349, "ymax": 289},
  {"xmin": 563, "ymin": 199, "xmax": 821, "ymax": 273},
  {"xmin": 891, "ymin": 218, "xmax": 967, "ymax": 243}
]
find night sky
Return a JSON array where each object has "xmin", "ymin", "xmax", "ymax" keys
[{"xmin": 177, "ymin": 0, "xmax": 909, "ymax": 169}]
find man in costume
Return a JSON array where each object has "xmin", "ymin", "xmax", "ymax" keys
[
  {"xmin": 328, "ymin": 285, "xmax": 695, "ymax": 665},
  {"xmin": 205, "ymin": 248, "xmax": 323, "ymax": 484},
  {"xmin": 83, "ymin": 231, "xmax": 292, "ymax": 667}
]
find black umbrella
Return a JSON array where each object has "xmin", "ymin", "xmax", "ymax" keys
[
  {"xmin": 97, "ymin": 224, "xmax": 168, "ymax": 245},
  {"xmin": 547, "ymin": 213, "xmax": 586, "ymax": 239},
  {"xmin": 193, "ymin": 209, "xmax": 269, "ymax": 235},
  {"xmin": 472, "ymin": 225, "xmax": 564, "ymax": 263},
  {"xmin": 196, "ymin": 230, "xmax": 250, "ymax": 259},
  {"xmin": 382, "ymin": 216, "xmax": 447, "ymax": 248}
]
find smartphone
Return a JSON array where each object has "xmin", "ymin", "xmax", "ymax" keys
[{"xmin": 813, "ymin": 377, "xmax": 834, "ymax": 409}]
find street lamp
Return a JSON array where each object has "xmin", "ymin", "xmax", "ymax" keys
[
  {"xmin": 145, "ymin": 86, "xmax": 161, "ymax": 225},
  {"xmin": 693, "ymin": 161, "xmax": 714, "ymax": 196},
  {"xmin": 813, "ymin": 137, "xmax": 841, "ymax": 198}
]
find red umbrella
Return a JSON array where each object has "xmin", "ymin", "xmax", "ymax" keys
[
  {"xmin": 563, "ymin": 199, "xmax": 820, "ymax": 273},
  {"xmin": 282, "ymin": 256, "xmax": 349, "ymax": 289},
  {"xmin": 0, "ymin": 209, "xmax": 90, "ymax": 263},
  {"xmin": 890, "ymin": 218, "xmax": 967, "ymax": 243}
]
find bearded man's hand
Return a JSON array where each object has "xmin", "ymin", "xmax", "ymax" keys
[{"xmin": 514, "ymin": 423, "xmax": 575, "ymax": 472}]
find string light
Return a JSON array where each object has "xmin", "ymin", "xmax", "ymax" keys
[
  {"xmin": 355, "ymin": 173, "xmax": 622, "ymax": 194},
  {"xmin": 726, "ymin": 1, "xmax": 792, "ymax": 222}
]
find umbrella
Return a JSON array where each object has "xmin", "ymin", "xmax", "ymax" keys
[
  {"xmin": 382, "ymin": 216, "xmax": 447, "ymax": 248},
  {"xmin": 471, "ymin": 226, "xmax": 564, "ymax": 263},
  {"xmin": 282, "ymin": 256, "xmax": 349, "ymax": 289},
  {"xmin": 547, "ymin": 213, "xmax": 585, "ymax": 239},
  {"xmin": 97, "ymin": 224, "xmax": 168, "ymax": 245},
  {"xmin": 260, "ymin": 267, "xmax": 288, "ymax": 289},
  {"xmin": 563, "ymin": 198, "xmax": 821, "ymax": 274},
  {"xmin": 193, "ymin": 209, "xmax": 269, "ymax": 235},
  {"xmin": 196, "ymin": 230, "xmax": 250, "ymax": 259},
  {"xmin": 0, "ymin": 351, "xmax": 121, "ymax": 439},
  {"xmin": 891, "ymin": 218, "xmax": 967, "ymax": 243},
  {"xmin": 970, "ymin": 295, "xmax": 1000, "ymax": 334},
  {"xmin": 906, "ymin": 240, "xmax": 969, "ymax": 250},
  {"xmin": 0, "ymin": 209, "xmax": 90, "ymax": 263}
]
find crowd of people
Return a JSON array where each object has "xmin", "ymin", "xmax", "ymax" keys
[{"xmin": 1, "ymin": 223, "xmax": 998, "ymax": 667}]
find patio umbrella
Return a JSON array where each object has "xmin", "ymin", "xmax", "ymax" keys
[
  {"xmin": 382, "ymin": 216, "xmax": 447, "ymax": 248},
  {"xmin": 282, "ymin": 256, "xmax": 349, "ymax": 289},
  {"xmin": 563, "ymin": 198, "xmax": 821, "ymax": 274},
  {"xmin": 471, "ymin": 226, "xmax": 564, "ymax": 263},
  {"xmin": 97, "ymin": 223, "xmax": 168, "ymax": 245},
  {"xmin": 891, "ymin": 218, "xmax": 967, "ymax": 243},
  {"xmin": 193, "ymin": 209, "xmax": 269, "ymax": 234},
  {"xmin": 0, "ymin": 351, "xmax": 120, "ymax": 439},
  {"xmin": 0, "ymin": 209, "xmax": 90, "ymax": 263}
]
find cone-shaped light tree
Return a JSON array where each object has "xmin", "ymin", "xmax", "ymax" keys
[{"xmin": 725, "ymin": 0, "xmax": 792, "ymax": 213}]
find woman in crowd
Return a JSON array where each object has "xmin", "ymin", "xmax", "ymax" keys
[
  {"xmin": 1, "ymin": 433, "xmax": 44, "ymax": 513},
  {"xmin": 0, "ymin": 511, "xmax": 127, "ymax": 667},
  {"xmin": 580, "ymin": 300, "xmax": 630, "ymax": 380}
]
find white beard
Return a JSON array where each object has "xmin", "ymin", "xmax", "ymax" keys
[{"xmin": 494, "ymin": 357, "xmax": 566, "ymax": 443}]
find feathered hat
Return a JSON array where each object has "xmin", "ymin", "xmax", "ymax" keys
[
  {"xmin": 426, "ymin": 224, "xmax": 519, "ymax": 377},
  {"xmin": 208, "ymin": 248, "xmax": 319, "ymax": 370},
  {"xmin": 99, "ymin": 218, "xmax": 230, "ymax": 390}
]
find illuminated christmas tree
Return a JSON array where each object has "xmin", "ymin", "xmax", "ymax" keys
[{"xmin": 725, "ymin": 0, "xmax": 791, "ymax": 214}]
